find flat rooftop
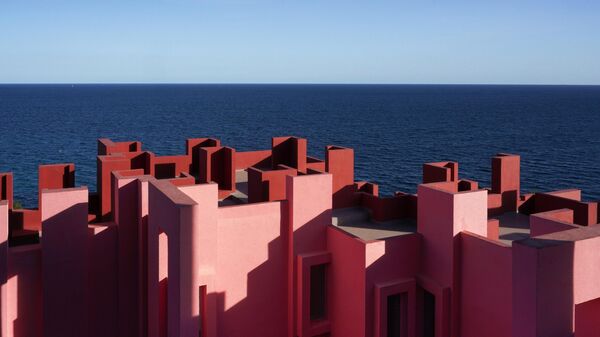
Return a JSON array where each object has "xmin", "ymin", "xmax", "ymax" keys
[
  {"xmin": 492, "ymin": 212, "xmax": 531, "ymax": 245},
  {"xmin": 332, "ymin": 207, "xmax": 416, "ymax": 241}
]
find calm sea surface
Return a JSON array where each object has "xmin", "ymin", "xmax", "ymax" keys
[{"xmin": 1, "ymin": 84, "xmax": 599, "ymax": 208}]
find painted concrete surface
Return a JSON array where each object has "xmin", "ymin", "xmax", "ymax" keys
[{"xmin": 0, "ymin": 137, "xmax": 599, "ymax": 337}]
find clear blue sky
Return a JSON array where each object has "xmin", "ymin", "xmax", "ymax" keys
[{"xmin": 1, "ymin": 0, "xmax": 599, "ymax": 84}]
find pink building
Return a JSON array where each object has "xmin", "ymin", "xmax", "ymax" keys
[{"xmin": 1, "ymin": 136, "xmax": 599, "ymax": 337}]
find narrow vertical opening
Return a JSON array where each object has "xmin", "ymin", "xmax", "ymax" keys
[
  {"xmin": 199, "ymin": 285, "xmax": 207, "ymax": 337},
  {"xmin": 423, "ymin": 289, "xmax": 435, "ymax": 337},
  {"xmin": 387, "ymin": 293, "xmax": 408, "ymax": 337},
  {"xmin": 158, "ymin": 229, "xmax": 169, "ymax": 337},
  {"xmin": 1, "ymin": 175, "xmax": 6, "ymax": 200},
  {"xmin": 310, "ymin": 263, "xmax": 327, "ymax": 321}
]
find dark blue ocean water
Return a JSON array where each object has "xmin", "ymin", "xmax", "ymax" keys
[{"xmin": 1, "ymin": 84, "xmax": 600, "ymax": 208}]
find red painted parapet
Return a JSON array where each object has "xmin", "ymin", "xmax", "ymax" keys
[
  {"xmin": 198, "ymin": 146, "xmax": 236, "ymax": 196},
  {"xmin": 153, "ymin": 155, "xmax": 191, "ymax": 180},
  {"xmin": 529, "ymin": 209, "xmax": 579, "ymax": 237},
  {"xmin": 489, "ymin": 153, "xmax": 520, "ymax": 214},
  {"xmin": 0, "ymin": 173, "xmax": 13, "ymax": 209},
  {"xmin": 272, "ymin": 136, "xmax": 307, "ymax": 173},
  {"xmin": 166, "ymin": 172, "xmax": 196, "ymax": 187},
  {"xmin": 306, "ymin": 156, "xmax": 325, "ymax": 172},
  {"xmin": 356, "ymin": 181, "xmax": 379, "ymax": 196},
  {"xmin": 98, "ymin": 152, "xmax": 153, "ymax": 221},
  {"xmin": 486, "ymin": 219, "xmax": 499, "ymax": 240},
  {"xmin": 458, "ymin": 179, "xmax": 478, "ymax": 192},
  {"xmin": 360, "ymin": 192, "xmax": 415, "ymax": 222},
  {"xmin": 234, "ymin": 150, "xmax": 271, "ymax": 170},
  {"xmin": 326, "ymin": 146, "xmax": 355, "ymax": 208},
  {"xmin": 8, "ymin": 208, "xmax": 41, "ymax": 245},
  {"xmin": 98, "ymin": 138, "xmax": 141, "ymax": 155},
  {"xmin": 423, "ymin": 161, "xmax": 458, "ymax": 183},
  {"xmin": 186, "ymin": 138, "xmax": 221, "ymax": 176},
  {"xmin": 522, "ymin": 191, "xmax": 598, "ymax": 226},
  {"xmin": 247, "ymin": 165, "xmax": 297, "ymax": 203},
  {"xmin": 38, "ymin": 163, "xmax": 75, "ymax": 209}
]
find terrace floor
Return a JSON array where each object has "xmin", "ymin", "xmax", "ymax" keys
[
  {"xmin": 332, "ymin": 207, "xmax": 417, "ymax": 241},
  {"xmin": 219, "ymin": 169, "xmax": 249, "ymax": 206},
  {"xmin": 492, "ymin": 212, "xmax": 531, "ymax": 245}
]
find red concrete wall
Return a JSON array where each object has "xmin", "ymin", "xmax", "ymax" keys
[
  {"xmin": 423, "ymin": 162, "xmax": 458, "ymax": 183},
  {"xmin": 38, "ymin": 163, "xmax": 75, "ymax": 208},
  {"xmin": 532, "ymin": 193, "xmax": 598, "ymax": 226},
  {"xmin": 326, "ymin": 226, "xmax": 366, "ymax": 337},
  {"xmin": 575, "ymin": 297, "xmax": 600, "ymax": 337},
  {"xmin": 460, "ymin": 232, "xmax": 512, "ymax": 337},
  {"xmin": 360, "ymin": 193, "xmax": 413, "ymax": 222},
  {"xmin": 306, "ymin": 156, "xmax": 325, "ymax": 172},
  {"xmin": 198, "ymin": 146, "xmax": 236, "ymax": 192},
  {"xmin": 186, "ymin": 138, "xmax": 220, "ymax": 175},
  {"xmin": 325, "ymin": 146, "xmax": 355, "ymax": 208},
  {"xmin": 529, "ymin": 209, "xmax": 579, "ymax": 237},
  {"xmin": 272, "ymin": 137, "xmax": 307, "ymax": 173},
  {"xmin": 167, "ymin": 172, "xmax": 196, "ymax": 187},
  {"xmin": 98, "ymin": 152, "xmax": 152, "ymax": 220},
  {"xmin": 490, "ymin": 154, "xmax": 520, "ymax": 214},
  {"xmin": 98, "ymin": 155, "xmax": 136, "ymax": 220},
  {"xmin": 546, "ymin": 189, "xmax": 582, "ymax": 201},
  {"xmin": 248, "ymin": 166, "xmax": 297, "ymax": 203},
  {"xmin": 153, "ymin": 155, "xmax": 191, "ymax": 179},
  {"xmin": 458, "ymin": 179, "xmax": 478, "ymax": 192},
  {"xmin": 235, "ymin": 150, "xmax": 271, "ymax": 170},
  {"xmin": 216, "ymin": 202, "xmax": 287, "ymax": 337},
  {"xmin": 98, "ymin": 139, "xmax": 141, "ymax": 155}
]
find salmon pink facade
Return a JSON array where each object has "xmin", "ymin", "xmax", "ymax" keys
[{"xmin": 1, "ymin": 136, "xmax": 600, "ymax": 337}]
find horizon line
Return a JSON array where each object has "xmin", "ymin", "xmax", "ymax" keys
[{"xmin": 1, "ymin": 82, "xmax": 600, "ymax": 86}]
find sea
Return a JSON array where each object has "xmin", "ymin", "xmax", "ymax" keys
[{"xmin": 1, "ymin": 84, "xmax": 599, "ymax": 208}]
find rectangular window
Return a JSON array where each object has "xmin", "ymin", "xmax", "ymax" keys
[{"xmin": 310, "ymin": 264, "xmax": 327, "ymax": 321}]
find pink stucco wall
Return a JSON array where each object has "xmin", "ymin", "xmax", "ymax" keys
[
  {"xmin": 326, "ymin": 226, "xmax": 366, "ymax": 337},
  {"xmin": 216, "ymin": 202, "xmax": 287, "ymax": 337},
  {"xmin": 460, "ymin": 232, "xmax": 512, "ymax": 337},
  {"xmin": 41, "ymin": 187, "xmax": 89, "ymax": 337},
  {"xmin": 365, "ymin": 234, "xmax": 421, "ymax": 337}
]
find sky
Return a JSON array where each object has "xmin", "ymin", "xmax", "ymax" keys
[{"xmin": 1, "ymin": 0, "xmax": 599, "ymax": 84}]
